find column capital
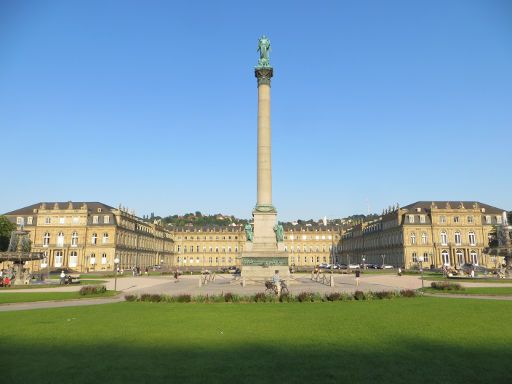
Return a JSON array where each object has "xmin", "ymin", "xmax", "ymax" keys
[{"xmin": 255, "ymin": 67, "xmax": 273, "ymax": 86}]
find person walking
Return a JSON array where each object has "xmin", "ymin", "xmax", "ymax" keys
[
  {"xmin": 355, "ymin": 269, "xmax": 361, "ymax": 287},
  {"xmin": 59, "ymin": 270, "xmax": 66, "ymax": 285}
]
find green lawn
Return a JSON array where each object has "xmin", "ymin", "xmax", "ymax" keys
[
  {"xmin": 423, "ymin": 275, "xmax": 512, "ymax": 283},
  {"xmin": 0, "ymin": 290, "xmax": 117, "ymax": 304},
  {"xmin": 425, "ymin": 286, "xmax": 512, "ymax": 296},
  {"xmin": 0, "ymin": 279, "xmax": 107, "ymax": 289},
  {"xmin": 0, "ymin": 298, "xmax": 511, "ymax": 384}
]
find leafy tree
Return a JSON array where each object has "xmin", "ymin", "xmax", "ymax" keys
[{"xmin": 0, "ymin": 215, "xmax": 15, "ymax": 251}]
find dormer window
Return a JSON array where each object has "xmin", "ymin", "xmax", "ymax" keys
[{"xmin": 408, "ymin": 215, "xmax": 415, "ymax": 223}]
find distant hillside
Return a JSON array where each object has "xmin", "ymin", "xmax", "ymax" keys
[{"xmin": 143, "ymin": 211, "xmax": 380, "ymax": 228}]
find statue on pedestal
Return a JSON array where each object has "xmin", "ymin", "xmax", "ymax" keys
[
  {"xmin": 245, "ymin": 223, "xmax": 254, "ymax": 242},
  {"xmin": 257, "ymin": 36, "xmax": 271, "ymax": 68},
  {"xmin": 273, "ymin": 224, "xmax": 284, "ymax": 242}
]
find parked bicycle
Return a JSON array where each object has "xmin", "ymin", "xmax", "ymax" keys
[{"xmin": 264, "ymin": 280, "xmax": 289, "ymax": 296}]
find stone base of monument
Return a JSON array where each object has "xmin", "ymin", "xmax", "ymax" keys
[{"xmin": 240, "ymin": 251, "xmax": 289, "ymax": 284}]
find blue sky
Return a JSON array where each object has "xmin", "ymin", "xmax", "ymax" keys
[{"xmin": 1, "ymin": 0, "xmax": 511, "ymax": 221}]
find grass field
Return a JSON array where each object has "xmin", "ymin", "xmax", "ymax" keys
[
  {"xmin": 0, "ymin": 279, "xmax": 107, "ymax": 289},
  {"xmin": 1, "ymin": 297, "xmax": 511, "ymax": 384},
  {"xmin": 426, "ymin": 286, "xmax": 512, "ymax": 296},
  {"xmin": 423, "ymin": 275, "xmax": 512, "ymax": 283},
  {"xmin": 0, "ymin": 290, "xmax": 117, "ymax": 304}
]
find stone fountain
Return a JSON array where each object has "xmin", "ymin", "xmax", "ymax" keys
[{"xmin": 0, "ymin": 227, "xmax": 44, "ymax": 285}]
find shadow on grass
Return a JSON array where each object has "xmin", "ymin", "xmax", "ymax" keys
[{"xmin": 2, "ymin": 339, "xmax": 510, "ymax": 384}]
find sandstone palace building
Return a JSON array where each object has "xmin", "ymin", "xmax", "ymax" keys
[
  {"xmin": 3, "ymin": 202, "xmax": 174, "ymax": 272},
  {"xmin": 3, "ymin": 200, "xmax": 508, "ymax": 272},
  {"xmin": 341, "ymin": 201, "xmax": 507, "ymax": 269}
]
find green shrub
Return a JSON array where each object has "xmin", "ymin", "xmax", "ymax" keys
[
  {"xmin": 140, "ymin": 294, "xmax": 151, "ymax": 302},
  {"xmin": 353, "ymin": 290, "xmax": 366, "ymax": 300},
  {"xmin": 176, "ymin": 294, "xmax": 191, "ymax": 303},
  {"xmin": 124, "ymin": 294, "xmax": 137, "ymax": 302},
  {"xmin": 223, "ymin": 292, "xmax": 239, "ymax": 302},
  {"xmin": 312, "ymin": 292, "xmax": 325, "ymax": 302},
  {"xmin": 297, "ymin": 292, "xmax": 314, "ymax": 302},
  {"xmin": 431, "ymin": 282, "xmax": 464, "ymax": 291},
  {"xmin": 195, "ymin": 295, "xmax": 208, "ymax": 303},
  {"xmin": 325, "ymin": 292, "xmax": 342, "ymax": 301},
  {"xmin": 340, "ymin": 292, "xmax": 353, "ymax": 301},
  {"xmin": 254, "ymin": 292, "xmax": 267, "ymax": 302},
  {"xmin": 400, "ymin": 289, "xmax": 417, "ymax": 297},
  {"xmin": 79, "ymin": 285, "xmax": 107, "ymax": 296},
  {"xmin": 279, "ymin": 292, "xmax": 293, "ymax": 302},
  {"xmin": 149, "ymin": 294, "xmax": 162, "ymax": 302},
  {"xmin": 375, "ymin": 291, "xmax": 394, "ymax": 300}
]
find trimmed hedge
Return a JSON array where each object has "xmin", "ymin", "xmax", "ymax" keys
[
  {"xmin": 124, "ymin": 289, "xmax": 418, "ymax": 303},
  {"xmin": 431, "ymin": 282, "xmax": 464, "ymax": 291},
  {"xmin": 79, "ymin": 285, "xmax": 107, "ymax": 295}
]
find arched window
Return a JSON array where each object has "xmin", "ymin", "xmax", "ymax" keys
[
  {"xmin": 102, "ymin": 233, "xmax": 109, "ymax": 244},
  {"xmin": 468, "ymin": 232, "xmax": 476, "ymax": 246},
  {"xmin": 69, "ymin": 251, "xmax": 78, "ymax": 267},
  {"xmin": 421, "ymin": 233, "xmax": 428, "ymax": 245},
  {"xmin": 440, "ymin": 231, "xmax": 448, "ymax": 246},
  {"xmin": 441, "ymin": 250, "xmax": 450, "ymax": 266},
  {"xmin": 57, "ymin": 232, "xmax": 64, "ymax": 247},
  {"xmin": 101, "ymin": 253, "xmax": 107, "ymax": 265},
  {"xmin": 410, "ymin": 233, "xmax": 416, "ymax": 245},
  {"xmin": 454, "ymin": 232, "xmax": 461, "ymax": 245},
  {"xmin": 91, "ymin": 233, "xmax": 98, "ymax": 245},
  {"xmin": 55, "ymin": 251, "xmax": 63, "ymax": 267},
  {"xmin": 43, "ymin": 233, "xmax": 50, "ymax": 247},
  {"xmin": 71, "ymin": 232, "xmax": 78, "ymax": 247}
]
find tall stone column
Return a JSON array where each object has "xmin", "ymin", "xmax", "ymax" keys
[{"xmin": 255, "ymin": 67, "xmax": 274, "ymax": 211}]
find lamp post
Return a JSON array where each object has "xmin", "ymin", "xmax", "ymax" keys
[
  {"xmin": 418, "ymin": 255, "xmax": 424, "ymax": 290},
  {"xmin": 114, "ymin": 257, "xmax": 120, "ymax": 291}
]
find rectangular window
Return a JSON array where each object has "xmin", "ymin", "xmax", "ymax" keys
[
  {"xmin": 439, "ymin": 216, "xmax": 446, "ymax": 224},
  {"xmin": 467, "ymin": 216, "xmax": 474, "ymax": 224},
  {"xmin": 93, "ymin": 216, "xmax": 99, "ymax": 224},
  {"xmin": 59, "ymin": 217, "xmax": 65, "ymax": 224},
  {"xmin": 453, "ymin": 216, "xmax": 459, "ymax": 223},
  {"xmin": 16, "ymin": 217, "xmax": 24, "ymax": 225},
  {"xmin": 72, "ymin": 216, "xmax": 79, "ymax": 224},
  {"xmin": 45, "ymin": 217, "xmax": 51, "ymax": 224},
  {"xmin": 27, "ymin": 216, "xmax": 33, "ymax": 225},
  {"xmin": 496, "ymin": 216, "xmax": 502, "ymax": 224},
  {"xmin": 408, "ymin": 215, "xmax": 415, "ymax": 223},
  {"xmin": 485, "ymin": 215, "xmax": 491, "ymax": 224},
  {"xmin": 104, "ymin": 215, "xmax": 110, "ymax": 224},
  {"xmin": 420, "ymin": 215, "xmax": 426, "ymax": 223}
]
